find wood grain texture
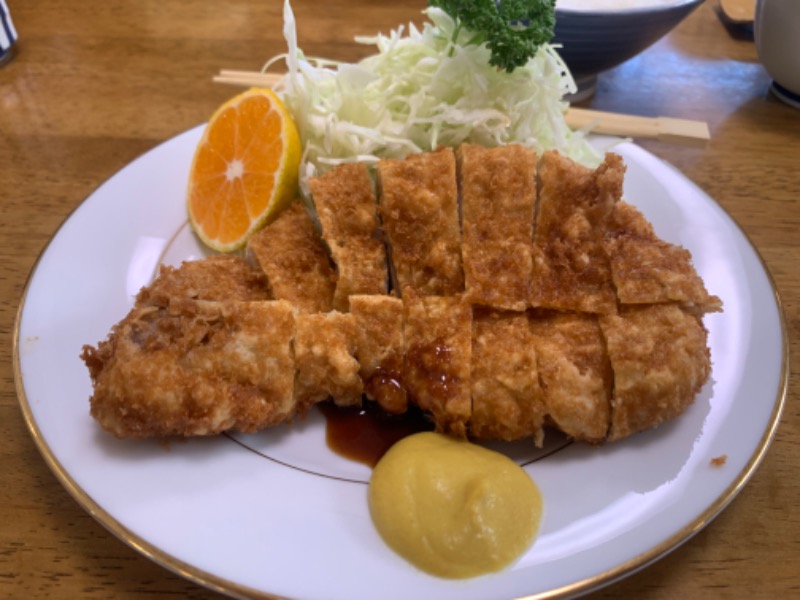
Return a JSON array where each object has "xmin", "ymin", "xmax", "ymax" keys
[{"xmin": 1, "ymin": 1, "xmax": 798, "ymax": 598}]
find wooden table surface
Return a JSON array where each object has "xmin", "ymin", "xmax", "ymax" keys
[{"xmin": 2, "ymin": 1, "xmax": 798, "ymax": 598}]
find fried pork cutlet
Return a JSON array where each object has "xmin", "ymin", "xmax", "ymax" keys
[
  {"xmin": 604, "ymin": 201, "xmax": 723, "ymax": 313},
  {"xmin": 600, "ymin": 303, "xmax": 711, "ymax": 441},
  {"xmin": 529, "ymin": 310, "xmax": 613, "ymax": 443},
  {"xmin": 376, "ymin": 147, "xmax": 464, "ymax": 296},
  {"xmin": 247, "ymin": 201, "xmax": 335, "ymax": 313},
  {"xmin": 458, "ymin": 144, "xmax": 537, "ymax": 311},
  {"xmin": 293, "ymin": 312, "xmax": 362, "ymax": 412},
  {"xmin": 82, "ymin": 147, "xmax": 721, "ymax": 447},
  {"xmin": 349, "ymin": 295, "xmax": 407, "ymax": 414},
  {"xmin": 82, "ymin": 299, "xmax": 296, "ymax": 438},
  {"xmin": 470, "ymin": 308, "xmax": 546, "ymax": 446},
  {"xmin": 309, "ymin": 163, "xmax": 388, "ymax": 311},
  {"xmin": 403, "ymin": 290, "xmax": 472, "ymax": 437},
  {"xmin": 138, "ymin": 254, "xmax": 271, "ymax": 306},
  {"xmin": 531, "ymin": 151, "xmax": 624, "ymax": 315}
]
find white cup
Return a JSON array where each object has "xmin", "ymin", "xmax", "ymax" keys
[{"xmin": 755, "ymin": 0, "xmax": 800, "ymax": 108}]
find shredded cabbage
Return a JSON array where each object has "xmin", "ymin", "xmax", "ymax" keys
[{"xmin": 266, "ymin": 0, "xmax": 600, "ymax": 196}]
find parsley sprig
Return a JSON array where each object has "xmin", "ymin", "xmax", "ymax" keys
[{"xmin": 428, "ymin": 0, "xmax": 557, "ymax": 72}]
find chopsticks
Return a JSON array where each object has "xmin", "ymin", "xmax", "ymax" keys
[
  {"xmin": 214, "ymin": 69, "xmax": 285, "ymax": 88},
  {"xmin": 213, "ymin": 69, "xmax": 710, "ymax": 146},
  {"xmin": 564, "ymin": 108, "xmax": 710, "ymax": 146}
]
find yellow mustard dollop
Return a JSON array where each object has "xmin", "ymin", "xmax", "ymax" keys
[{"xmin": 368, "ymin": 432, "xmax": 542, "ymax": 579}]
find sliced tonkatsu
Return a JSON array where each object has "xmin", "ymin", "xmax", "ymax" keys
[
  {"xmin": 309, "ymin": 163, "xmax": 388, "ymax": 311},
  {"xmin": 137, "ymin": 254, "xmax": 271, "ymax": 306},
  {"xmin": 599, "ymin": 303, "xmax": 711, "ymax": 441},
  {"xmin": 402, "ymin": 290, "xmax": 472, "ymax": 438},
  {"xmin": 293, "ymin": 311, "xmax": 362, "ymax": 412},
  {"xmin": 247, "ymin": 201, "xmax": 335, "ymax": 313},
  {"xmin": 529, "ymin": 310, "xmax": 613, "ymax": 443},
  {"xmin": 470, "ymin": 307, "xmax": 546, "ymax": 445},
  {"xmin": 531, "ymin": 151, "xmax": 624, "ymax": 314},
  {"xmin": 458, "ymin": 144, "xmax": 537, "ymax": 311},
  {"xmin": 604, "ymin": 201, "xmax": 723, "ymax": 313},
  {"xmin": 376, "ymin": 147, "xmax": 464, "ymax": 296},
  {"xmin": 350, "ymin": 294, "xmax": 407, "ymax": 415},
  {"xmin": 84, "ymin": 147, "xmax": 721, "ymax": 446},
  {"xmin": 83, "ymin": 297, "xmax": 297, "ymax": 439}
]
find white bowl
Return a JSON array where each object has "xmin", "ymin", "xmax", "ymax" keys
[{"xmin": 553, "ymin": 0, "xmax": 704, "ymax": 100}]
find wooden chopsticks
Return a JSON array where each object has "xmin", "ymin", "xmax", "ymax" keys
[
  {"xmin": 214, "ymin": 69, "xmax": 284, "ymax": 88},
  {"xmin": 213, "ymin": 69, "xmax": 710, "ymax": 146},
  {"xmin": 564, "ymin": 108, "xmax": 710, "ymax": 146}
]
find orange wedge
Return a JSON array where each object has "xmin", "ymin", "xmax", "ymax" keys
[{"xmin": 187, "ymin": 87, "xmax": 301, "ymax": 252}]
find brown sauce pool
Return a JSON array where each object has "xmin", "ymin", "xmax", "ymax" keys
[{"xmin": 319, "ymin": 401, "xmax": 434, "ymax": 467}]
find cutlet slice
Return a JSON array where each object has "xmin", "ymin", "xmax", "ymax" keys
[
  {"xmin": 403, "ymin": 290, "xmax": 472, "ymax": 437},
  {"xmin": 470, "ymin": 308, "xmax": 546, "ymax": 446},
  {"xmin": 531, "ymin": 151, "xmax": 623, "ymax": 314},
  {"xmin": 605, "ymin": 201, "xmax": 723, "ymax": 313},
  {"xmin": 600, "ymin": 304, "xmax": 711, "ymax": 441},
  {"xmin": 82, "ymin": 299, "xmax": 296, "ymax": 439},
  {"xmin": 376, "ymin": 147, "xmax": 464, "ymax": 296},
  {"xmin": 350, "ymin": 295, "xmax": 407, "ymax": 414},
  {"xmin": 138, "ymin": 255, "xmax": 271, "ymax": 306},
  {"xmin": 247, "ymin": 202, "xmax": 335, "ymax": 313},
  {"xmin": 458, "ymin": 144, "xmax": 536, "ymax": 311},
  {"xmin": 309, "ymin": 163, "xmax": 388, "ymax": 311},
  {"xmin": 293, "ymin": 311, "xmax": 362, "ymax": 412},
  {"xmin": 529, "ymin": 310, "xmax": 613, "ymax": 443}
]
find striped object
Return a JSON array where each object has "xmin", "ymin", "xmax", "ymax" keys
[{"xmin": 1, "ymin": 0, "xmax": 17, "ymax": 64}]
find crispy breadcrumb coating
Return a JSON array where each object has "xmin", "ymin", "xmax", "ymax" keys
[
  {"xmin": 309, "ymin": 163, "xmax": 388, "ymax": 311},
  {"xmin": 82, "ymin": 299, "xmax": 296, "ymax": 438},
  {"xmin": 247, "ymin": 202, "xmax": 335, "ymax": 313},
  {"xmin": 470, "ymin": 307, "xmax": 546, "ymax": 445},
  {"xmin": 377, "ymin": 147, "xmax": 464, "ymax": 296},
  {"xmin": 600, "ymin": 304, "xmax": 711, "ymax": 441},
  {"xmin": 83, "ymin": 149, "xmax": 720, "ymax": 445},
  {"xmin": 604, "ymin": 201, "xmax": 723, "ymax": 313},
  {"xmin": 529, "ymin": 310, "xmax": 613, "ymax": 443},
  {"xmin": 403, "ymin": 290, "xmax": 472, "ymax": 438},
  {"xmin": 294, "ymin": 312, "xmax": 362, "ymax": 412},
  {"xmin": 350, "ymin": 295, "xmax": 407, "ymax": 414},
  {"xmin": 531, "ymin": 151, "xmax": 623, "ymax": 314},
  {"xmin": 459, "ymin": 144, "xmax": 536, "ymax": 311}
]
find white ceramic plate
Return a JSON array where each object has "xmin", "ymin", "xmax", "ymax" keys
[{"xmin": 14, "ymin": 127, "xmax": 786, "ymax": 600}]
